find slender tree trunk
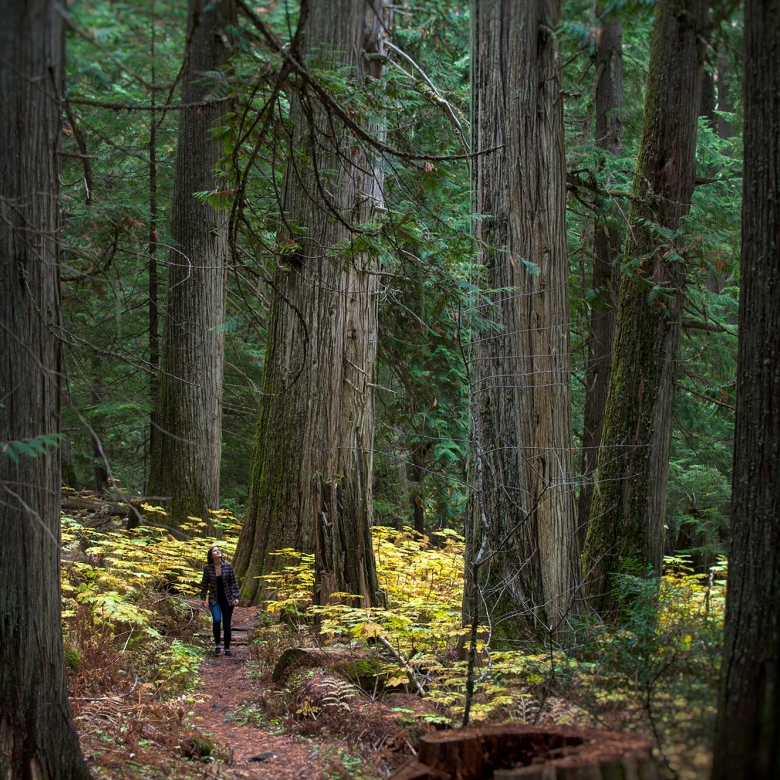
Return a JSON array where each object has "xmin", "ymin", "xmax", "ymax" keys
[
  {"xmin": 0, "ymin": 2, "xmax": 90, "ymax": 777},
  {"xmin": 716, "ymin": 52, "xmax": 734, "ymax": 148},
  {"xmin": 464, "ymin": 0, "xmax": 581, "ymax": 639},
  {"xmin": 712, "ymin": 1, "xmax": 780, "ymax": 776},
  {"xmin": 578, "ymin": 12, "xmax": 623, "ymax": 547},
  {"xmin": 147, "ymin": 0, "xmax": 235, "ymax": 527},
  {"xmin": 582, "ymin": 0, "xmax": 708, "ymax": 611},
  {"xmin": 234, "ymin": 0, "xmax": 387, "ymax": 607},
  {"xmin": 409, "ymin": 442, "xmax": 430, "ymax": 535},
  {"xmin": 90, "ymin": 356, "xmax": 109, "ymax": 495},
  {"xmin": 147, "ymin": 1, "xmax": 160, "ymax": 486},
  {"xmin": 700, "ymin": 67, "xmax": 717, "ymax": 128}
]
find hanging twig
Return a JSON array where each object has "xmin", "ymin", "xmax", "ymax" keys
[{"xmin": 383, "ymin": 40, "xmax": 469, "ymax": 152}]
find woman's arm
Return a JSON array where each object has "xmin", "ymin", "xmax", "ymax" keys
[
  {"xmin": 199, "ymin": 565, "xmax": 209, "ymax": 601},
  {"xmin": 226, "ymin": 563, "xmax": 240, "ymax": 603}
]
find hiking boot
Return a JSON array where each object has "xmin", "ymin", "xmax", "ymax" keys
[
  {"xmin": 224, "ymin": 649, "xmax": 233, "ymax": 657},
  {"xmin": 214, "ymin": 646, "xmax": 222, "ymax": 656}
]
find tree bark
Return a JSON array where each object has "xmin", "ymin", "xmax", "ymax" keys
[
  {"xmin": 147, "ymin": 0, "xmax": 235, "ymax": 527},
  {"xmin": 577, "ymin": 12, "xmax": 623, "ymax": 547},
  {"xmin": 700, "ymin": 67, "xmax": 717, "ymax": 129},
  {"xmin": 716, "ymin": 52, "xmax": 734, "ymax": 147},
  {"xmin": 90, "ymin": 350, "xmax": 109, "ymax": 495},
  {"xmin": 582, "ymin": 0, "xmax": 708, "ymax": 611},
  {"xmin": 409, "ymin": 442, "xmax": 430, "ymax": 535},
  {"xmin": 712, "ymin": 1, "xmax": 780, "ymax": 776},
  {"xmin": 148, "ymin": 4, "xmax": 160, "ymax": 482},
  {"xmin": 0, "ymin": 2, "xmax": 90, "ymax": 777},
  {"xmin": 464, "ymin": 0, "xmax": 581, "ymax": 639},
  {"xmin": 234, "ymin": 0, "xmax": 387, "ymax": 607},
  {"xmin": 389, "ymin": 725, "xmax": 658, "ymax": 780}
]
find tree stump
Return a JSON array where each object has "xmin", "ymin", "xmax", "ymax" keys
[{"xmin": 389, "ymin": 725, "xmax": 658, "ymax": 780}]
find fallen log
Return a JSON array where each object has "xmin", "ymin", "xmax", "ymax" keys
[
  {"xmin": 272, "ymin": 648, "xmax": 317, "ymax": 683},
  {"xmin": 61, "ymin": 495, "xmax": 133, "ymax": 516},
  {"xmin": 60, "ymin": 495, "xmax": 191, "ymax": 540},
  {"xmin": 389, "ymin": 725, "xmax": 658, "ymax": 780}
]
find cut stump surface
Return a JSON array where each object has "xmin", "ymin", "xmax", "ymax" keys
[{"xmin": 389, "ymin": 725, "xmax": 658, "ymax": 780}]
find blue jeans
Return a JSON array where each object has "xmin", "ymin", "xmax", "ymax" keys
[{"xmin": 209, "ymin": 602, "xmax": 234, "ymax": 648}]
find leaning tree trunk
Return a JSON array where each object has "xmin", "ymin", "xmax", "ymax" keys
[
  {"xmin": 234, "ymin": 0, "xmax": 387, "ymax": 607},
  {"xmin": 464, "ymin": 0, "xmax": 581, "ymax": 640},
  {"xmin": 712, "ymin": 1, "xmax": 780, "ymax": 776},
  {"xmin": 0, "ymin": 2, "xmax": 90, "ymax": 777},
  {"xmin": 582, "ymin": 0, "xmax": 708, "ymax": 611},
  {"xmin": 147, "ymin": 0, "xmax": 235, "ymax": 527},
  {"xmin": 577, "ymin": 11, "xmax": 623, "ymax": 547}
]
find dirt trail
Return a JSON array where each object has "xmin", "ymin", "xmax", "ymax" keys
[{"xmin": 190, "ymin": 607, "xmax": 320, "ymax": 779}]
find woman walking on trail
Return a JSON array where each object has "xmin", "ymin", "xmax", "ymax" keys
[{"xmin": 200, "ymin": 546, "xmax": 240, "ymax": 656}]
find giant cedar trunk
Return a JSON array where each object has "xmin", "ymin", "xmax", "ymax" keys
[
  {"xmin": 464, "ymin": 0, "xmax": 581, "ymax": 638},
  {"xmin": 712, "ymin": 1, "xmax": 780, "ymax": 776},
  {"xmin": 147, "ymin": 0, "xmax": 235, "ymax": 527},
  {"xmin": 234, "ymin": 0, "xmax": 386, "ymax": 607},
  {"xmin": 582, "ymin": 0, "xmax": 708, "ymax": 610},
  {"xmin": 577, "ymin": 12, "xmax": 623, "ymax": 546},
  {"xmin": 0, "ymin": 2, "xmax": 90, "ymax": 777}
]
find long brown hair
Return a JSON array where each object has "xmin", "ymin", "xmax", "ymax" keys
[{"xmin": 206, "ymin": 546, "xmax": 228, "ymax": 565}]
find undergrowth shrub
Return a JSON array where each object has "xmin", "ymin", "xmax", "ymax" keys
[
  {"xmin": 560, "ymin": 559, "xmax": 725, "ymax": 778},
  {"xmin": 259, "ymin": 531, "xmax": 725, "ymax": 779}
]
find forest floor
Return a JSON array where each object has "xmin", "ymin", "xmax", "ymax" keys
[
  {"xmin": 64, "ymin": 512, "xmax": 718, "ymax": 780},
  {"xmin": 73, "ymin": 606, "xmax": 432, "ymax": 780},
  {"xmin": 71, "ymin": 606, "xmax": 712, "ymax": 780},
  {"xmin": 186, "ymin": 608, "xmax": 315, "ymax": 780}
]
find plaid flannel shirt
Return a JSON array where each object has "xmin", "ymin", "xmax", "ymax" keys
[{"xmin": 199, "ymin": 561, "xmax": 240, "ymax": 606}]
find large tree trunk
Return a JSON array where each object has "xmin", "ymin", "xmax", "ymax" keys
[
  {"xmin": 464, "ymin": 0, "xmax": 581, "ymax": 639},
  {"xmin": 712, "ymin": 1, "xmax": 780, "ymax": 776},
  {"xmin": 234, "ymin": 0, "xmax": 387, "ymax": 607},
  {"xmin": 0, "ymin": 2, "xmax": 90, "ymax": 777},
  {"xmin": 582, "ymin": 0, "xmax": 708, "ymax": 611},
  {"xmin": 147, "ymin": 0, "xmax": 235, "ymax": 527},
  {"xmin": 577, "ymin": 12, "xmax": 623, "ymax": 547}
]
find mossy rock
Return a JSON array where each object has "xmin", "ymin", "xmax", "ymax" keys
[
  {"xmin": 337, "ymin": 655, "xmax": 405, "ymax": 694},
  {"xmin": 180, "ymin": 735, "xmax": 215, "ymax": 760},
  {"xmin": 272, "ymin": 646, "xmax": 407, "ymax": 695}
]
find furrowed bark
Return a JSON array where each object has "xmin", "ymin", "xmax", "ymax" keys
[
  {"xmin": 578, "ymin": 11, "xmax": 623, "ymax": 547},
  {"xmin": 582, "ymin": 0, "xmax": 708, "ymax": 611},
  {"xmin": 235, "ymin": 0, "xmax": 387, "ymax": 607},
  {"xmin": 464, "ymin": 0, "xmax": 581, "ymax": 640},
  {"xmin": 147, "ymin": 0, "xmax": 235, "ymax": 527},
  {"xmin": 0, "ymin": 1, "xmax": 90, "ymax": 776},
  {"xmin": 712, "ymin": 0, "xmax": 780, "ymax": 776}
]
